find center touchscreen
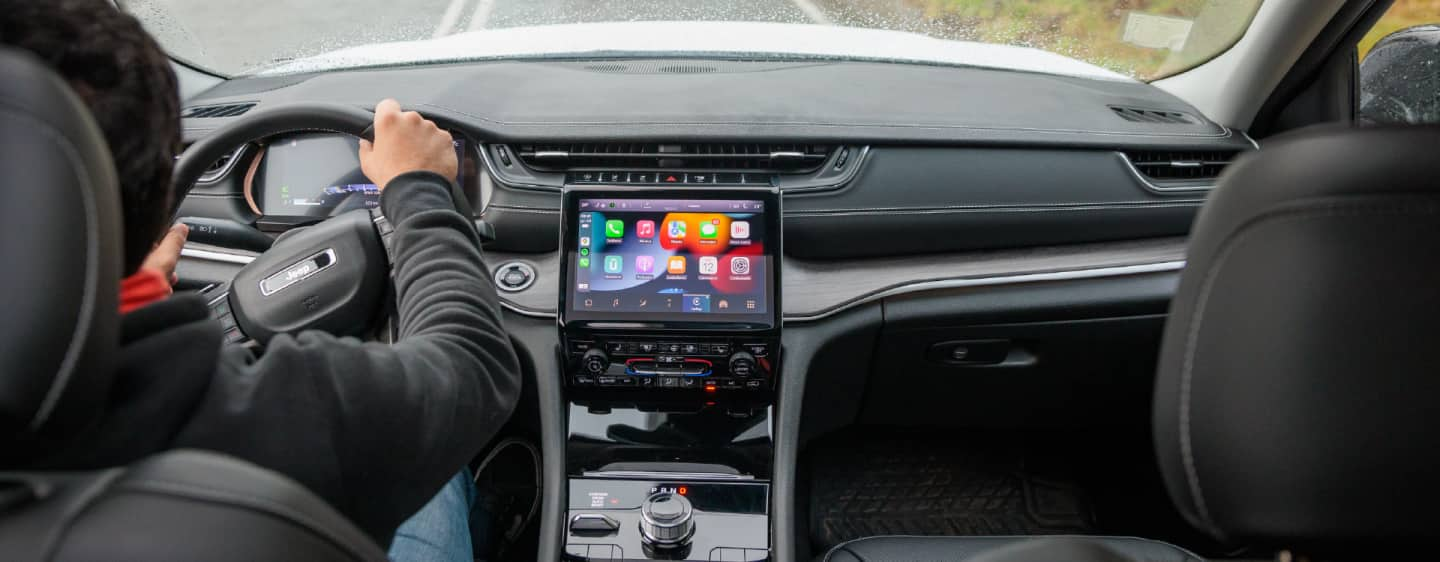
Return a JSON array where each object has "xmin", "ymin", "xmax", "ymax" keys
[{"xmin": 565, "ymin": 195, "xmax": 774, "ymax": 326}]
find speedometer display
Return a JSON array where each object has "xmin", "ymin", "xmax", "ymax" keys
[{"xmin": 249, "ymin": 133, "xmax": 466, "ymax": 218}]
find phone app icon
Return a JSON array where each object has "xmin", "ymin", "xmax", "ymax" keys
[
  {"xmin": 699, "ymin": 256, "xmax": 718, "ymax": 275},
  {"xmin": 667, "ymin": 220, "xmax": 687, "ymax": 239},
  {"xmin": 604, "ymin": 255, "xmax": 623, "ymax": 274},
  {"xmin": 684, "ymin": 294, "xmax": 711, "ymax": 313},
  {"xmin": 667, "ymin": 256, "xmax": 687, "ymax": 274},
  {"xmin": 699, "ymin": 221, "xmax": 718, "ymax": 239},
  {"xmin": 730, "ymin": 256, "xmax": 751, "ymax": 275},
  {"xmin": 636, "ymin": 220, "xmax": 655, "ymax": 239},
  {"xmin": 578, "ymin": 257, "xmax": 590, "ymax": 268},
  {"xmin": 604, "ymin": 220, "xmax": 624, "ymax": 239},
  {"xmin": 635, "ymin": 255, "xmax": 655, "ymax": 274},
  {"xmin": 730, "ymin": 221, "xmax": 750, "ymax": 239}
]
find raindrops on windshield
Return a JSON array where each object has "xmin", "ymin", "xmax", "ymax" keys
[{"xmin": 120, "ymin": 0, "xmax": 1259, "ymax": 80}]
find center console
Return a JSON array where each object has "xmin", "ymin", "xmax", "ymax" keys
[{"xmin": 559, "ymin": 187, "xmax": 781, "ymax": 561}]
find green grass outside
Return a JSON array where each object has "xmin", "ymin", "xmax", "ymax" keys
[
  {"xmin": 1360, "ymin": 0, "xmax": 1440, "ymax": 60},
  {"xmin": 902, "ymin": 0, "xmax": 1440, "ymax": 79}
]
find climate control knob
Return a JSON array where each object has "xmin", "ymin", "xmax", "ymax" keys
[
  {"xmin": 728, "ymin": 351, "xmax": 758, "ymax": 378},
  {"xmin": 580, "ymin": 348, "xmax": 610, "ymax": 376},
  {"xmin": 639, "ymin": 492, "xmax": 695, "ymax": 548}
]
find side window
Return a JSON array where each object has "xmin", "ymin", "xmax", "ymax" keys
[{"xmin": 1358, "ymin": 1, "xmax": 1440, "ymax": 125}]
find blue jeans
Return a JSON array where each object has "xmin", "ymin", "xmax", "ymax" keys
[{"xmin": 389, "ymin": 470, "xmax": 477, "ymax": 562}]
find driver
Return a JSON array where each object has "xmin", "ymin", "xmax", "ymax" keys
[{"xmin": 2, "ymin": 1, "xmax": 520, "ymax": 559}]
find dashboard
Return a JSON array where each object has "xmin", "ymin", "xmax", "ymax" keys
[
  {"xmin": 169, "ymin": 56, "xmax": 1261, "ymax": 562},
  {"xmin": 172, "ymin": 58, "xmax": 1253, "ymax": 325}
]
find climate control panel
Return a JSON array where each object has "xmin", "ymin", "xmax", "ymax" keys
[{"xmin": 565, "ymin": 336, "xmax": 777, "ymax": 393}]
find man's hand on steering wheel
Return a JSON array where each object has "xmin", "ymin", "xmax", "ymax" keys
[{"xmin": 358, "ymin": 99, "xmax": 457, "ymax": 189}]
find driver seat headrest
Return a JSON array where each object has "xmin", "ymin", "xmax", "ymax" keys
[
  {"xmin": 1154, "ymin": 125, "xmax": 1440, "ymax": 555},
  {"xmin": 0, "ymin": 48, "xmax": 123, "ymax": 453}
]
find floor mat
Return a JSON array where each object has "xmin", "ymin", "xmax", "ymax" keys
[{"xmin": 808, "ymin": 429, "xmax": 1095, "ymax": 551}]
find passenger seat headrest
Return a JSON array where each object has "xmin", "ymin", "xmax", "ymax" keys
[
  {"xmin": 1154, "ymin": 125, "xmax": 1440, "ymax": 554},
  {"xmin": 0, "ymin": 48, "xmax": 123, "ymax": 452}
]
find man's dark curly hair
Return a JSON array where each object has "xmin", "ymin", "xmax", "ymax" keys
[{"xmin": 1, "ymin": 0, "xmax": 181, "ymax": 275}]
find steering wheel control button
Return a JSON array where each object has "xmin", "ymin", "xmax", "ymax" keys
[
  {"xmin": 493, "ymin": 261, "xmax": 536, "ymax": 292},
  {"xmin": 639, "ymin": 492, "xmax": 695, "ymax": 548}
]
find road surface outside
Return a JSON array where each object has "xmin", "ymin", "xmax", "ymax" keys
[{"xmin": 122, "ymin": 0, "xmax": 941, "ymax": 76}]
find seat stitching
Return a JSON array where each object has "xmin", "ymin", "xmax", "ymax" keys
[{"xmin": 1177, "ymin": 199, "xmax": 1440, "ymax": 533}]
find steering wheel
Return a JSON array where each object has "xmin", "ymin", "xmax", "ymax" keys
[{"xmin": 172, "ymin": 102, "xmax": 476, "ymax": 344}]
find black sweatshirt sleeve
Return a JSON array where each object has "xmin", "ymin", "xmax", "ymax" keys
[{"xmin": 173, "ymin": 171, "xmax": 521, "ymax": 545}]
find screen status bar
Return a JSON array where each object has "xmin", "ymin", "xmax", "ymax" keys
[{"xmin": 579, "ymin": 199, "xmax": 764, "ymax": 213}]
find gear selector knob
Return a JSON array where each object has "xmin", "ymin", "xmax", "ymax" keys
[{"xmin": 639, "ymin": 492, "xmax": 695, "ymax": 547}]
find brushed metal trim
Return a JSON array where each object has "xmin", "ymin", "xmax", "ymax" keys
[
  {"xmin": 181, "ymin": 246, "xmax": 257, "ymax": 265},
  {"xmin": 782, "ymin": 260, "xmax": 1185, "ymax": 323},
  {"xmin": 498, "ymin": 259, "xmax": 1187, "ymax": 322},
  {"xmin": 580, "ymin": 470, "xmax": 753, "ymax": 481}
]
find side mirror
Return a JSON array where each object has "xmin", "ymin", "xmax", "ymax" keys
[{"xmin": 1359, "ymin": 24, "xmax": 1440, "ymax": 125}]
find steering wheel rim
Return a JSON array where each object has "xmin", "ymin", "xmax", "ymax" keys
[
  {"xmin": 171, "ymin": 102, "xmax": 375, "ymax": 219},
  {"xmin": 174, "ymin": 102, "xmax": 486, "ymax": 345},
  {"xmin": 175, "ymin": 103, "xmax": 392, "ymax": 345}
]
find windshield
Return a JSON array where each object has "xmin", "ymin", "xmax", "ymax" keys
[{"xmin": 123, "ymin": 0, "xmax": 1261, "ymax": 81}]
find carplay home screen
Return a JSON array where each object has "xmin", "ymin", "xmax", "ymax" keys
[{"xmin": 572, "ymin": 198, "xmax": 768, "ymax": 318}]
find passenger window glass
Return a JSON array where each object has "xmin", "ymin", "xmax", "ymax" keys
[{"xmin": 1358, "ymin": 1, "xmax": 1440, "ymax": 125}]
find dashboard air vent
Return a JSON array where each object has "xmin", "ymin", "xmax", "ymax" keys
[
  {"xmin": 1123, "ymin": 149, "xmax": 1241, "ymax": 186},
  {"xmin": 188, "ymin": 144, "xmax": 249, "ymax": 184},
  {"xmin": 1110, "ymin": 106, "xmax": 1195, "ymax": 125},
  {"xmin": 514, "ymin": 143, "xmax": 832, "ymax": 173},
  {"xmin": 182, "ymin": 102, "xmax": 256, "ymax": 119}
]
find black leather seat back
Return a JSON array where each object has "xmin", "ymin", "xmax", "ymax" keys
[
  {"xmin": 0, "ymin": 450, "xmax": 388, "ymax": 561},
  {"xmin": 1154, "ymin": 126, "xmax": 1440, "ymax": 552},
  {"xmin": 0, "ymin": 48, "xmax": 121, "ymax": 447},
  {"xmin": 0, "ymin": 48, "xmax": 385, "ymax": 561}
]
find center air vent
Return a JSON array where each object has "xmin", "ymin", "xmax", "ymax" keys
[
  {"xmin": 1123, "ymin": 149, "xmax": 1242, "ymax": 188},
  {"xmin": 182, "ymin": 102, "xmax": 256, "ymax": 119},
  {"xmin": 513, "ymin": 143, "xmax": 832, "ymax": 173}
]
